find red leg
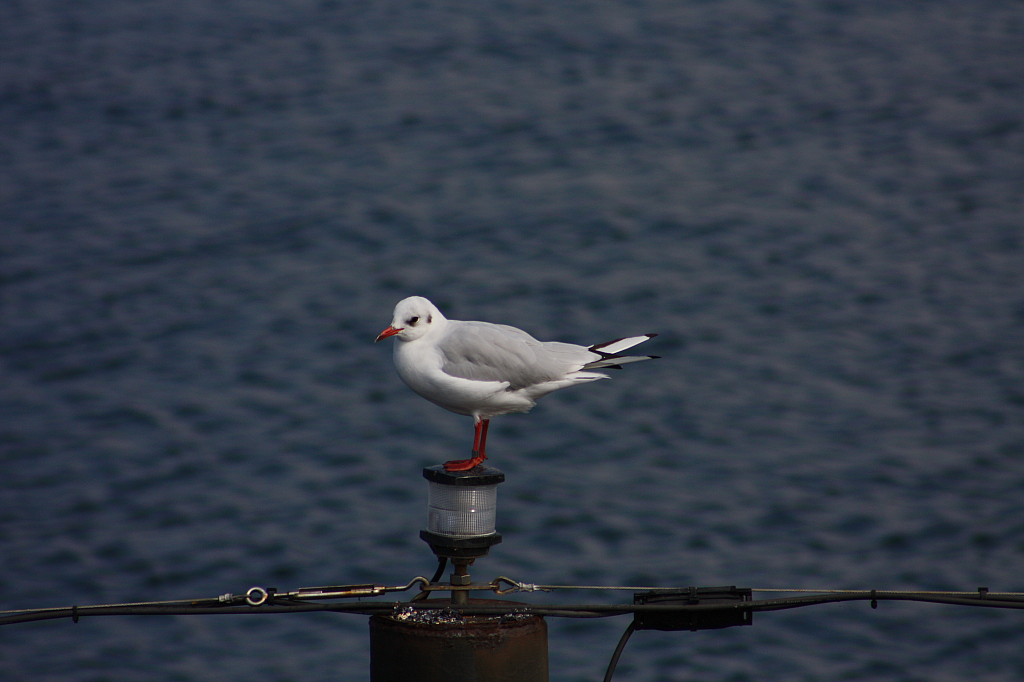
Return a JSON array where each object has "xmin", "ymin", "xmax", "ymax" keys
[
  {"xmin": 444, "ymin": 419, "xmax": 490, "ymax": 472},
  {"xmin": 477, "ymin": 419, "xmax": 490, "ymax": 459},
  {"xmin": 472, "ymin": 419, "xmax": 484, "ymax": 452}
]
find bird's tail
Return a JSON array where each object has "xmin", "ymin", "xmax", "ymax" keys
[{"xmin": 583, "ymin": 333, "xmax": 660, "ymax": 370}]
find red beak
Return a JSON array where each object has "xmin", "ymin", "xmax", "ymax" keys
[{"xmin": 374, "ymin": 326, "xmax": 403, "ymax": 343}]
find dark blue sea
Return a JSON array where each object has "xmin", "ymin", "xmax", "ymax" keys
[{"xmin": 2, "ymin": 1, "xmax": 1024, "ymax": 680}]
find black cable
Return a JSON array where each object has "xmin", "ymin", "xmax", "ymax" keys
[
  {"xmin": 740, "ymin": 592, "xmax": 1024, "ymax": 613},
  {"xmin": 603, "ymin": 620, "xmax": 636, "ymax": 682},
  {"xmin": 429, "ymin": 557, "xmax": 447, "ymax": 585},
  {"xmin": 7, "ymin": 601, "xmax": 421, "ymax": 626}
]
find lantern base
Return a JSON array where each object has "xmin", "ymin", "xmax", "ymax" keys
[{"xmin": 420, "ymin": 530, "xmax": 503, "ymax": 559}]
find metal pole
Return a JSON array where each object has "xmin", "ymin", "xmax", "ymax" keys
[{"xmin": 450, "ymin": 559, "xmax": 471, "ymax": 605}]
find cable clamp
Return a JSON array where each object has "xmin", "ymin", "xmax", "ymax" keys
[{"xmin": 491, "ymin": 576, "xmax": 551, "ymax": 595}]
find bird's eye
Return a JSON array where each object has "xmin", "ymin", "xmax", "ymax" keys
[{"xmin": 408, "ymin": 316, "xmax": 419, "ymax": 325}]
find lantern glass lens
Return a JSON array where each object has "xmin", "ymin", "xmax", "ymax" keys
[{"xmin": 427, "ymin": 481, "xmax": 497, "ymax": 537}]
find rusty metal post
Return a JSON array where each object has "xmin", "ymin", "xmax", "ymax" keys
[{"xmin": 369, "ymin": 599, "xmax": 548, "ymax": 682}]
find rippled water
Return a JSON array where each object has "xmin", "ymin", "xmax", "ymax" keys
[{"xmin": 3, "ymin": 1, "xmax": 1024, "ymax": 680}]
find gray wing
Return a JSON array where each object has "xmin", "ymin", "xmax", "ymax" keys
[{"xmin": 436, "ymin": 321, "xmax": 593, "ymax": 390}]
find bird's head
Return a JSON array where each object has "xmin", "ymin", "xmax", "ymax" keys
[{"xmin": 375, "ymin": 296, "xmax": 445, "ymax": 343}]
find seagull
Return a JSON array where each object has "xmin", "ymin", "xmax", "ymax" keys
[{"xmin": 375, "ymin": 296, "xmax": 658, "ymax": 472}]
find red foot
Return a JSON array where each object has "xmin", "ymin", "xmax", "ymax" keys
[
  {"xmin": 444, "ymin": 419, "xmax": 490, "ymax": 471},
  {"xmin": 443, "ymin": 451, "xmax": 487, "ymax": 472}
]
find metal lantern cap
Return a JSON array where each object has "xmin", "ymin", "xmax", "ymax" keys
[{"xmin": 422, "ymin": 465, "xmax": 505, "ymax": 486}]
